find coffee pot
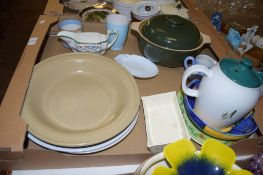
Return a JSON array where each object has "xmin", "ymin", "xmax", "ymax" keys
[{"xmin": 182, "ymin": 58, "xmax": 263, "ymax": 129}]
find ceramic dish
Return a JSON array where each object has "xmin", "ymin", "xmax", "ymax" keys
[
  {"xmin": 131, "ymin": 1, "xmax": 160, "ymax": 21},
  {"xmin": 177, "ymin": 91, "xmax": 234, "ymax": 146},
  {"xmin": 22, "ymin": 53, "xmax": 140, "ymax": 147},
  {"xmin": 64, "ymin": 0, "xmax": 102, "ymax": 12},
  {"xmin": 28, "ymin": 113, "xmax": 138, "ymax": 154},
  {"xmin": 134, "ymin": 151, "xmax": 240, "ymax": 175},
  {"xmin": 141, "ymin": 91, "xmax": 190, "ymax": 153},
  {"xmin": 79, "ymin": 3, "xmax": 119, "ymax": 23},
  {"xmin": 58, "ymin": 19, "xmax": 83, "ymax": 32},
  {"xmin": 114, "ymin": 54, "xmax": 158, "ymax": 79},
  {"xmin": 184, "ymin": 79, "xmax": 258, "ymax": 141}
]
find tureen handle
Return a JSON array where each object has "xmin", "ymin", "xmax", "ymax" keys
[
  {"xmin": 131, "ymin": 22, "xmax": 141, "ymax": 32},
  {"xmin": 182, "ymin": 65, "xmax": 212, "ymax": 97},
  {"xmin": 107, "ymin": 30, "xmax": 119, "ymax": 49}
]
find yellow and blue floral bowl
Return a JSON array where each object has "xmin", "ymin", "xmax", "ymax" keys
[
  {"xmin": 135, "ymin": 139, "xmax": 252, "ymax": 175},
  {"xmin": 183, "ymin": 79, "xmax": 258, "ymax": 141}
]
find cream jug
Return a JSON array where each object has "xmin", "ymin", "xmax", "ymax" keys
[
  {"xmin": 57, "ymin": 31, "xmax": 118, "ymax": 54},
  {"xmin": 182, "ymin": 58, "xmax": 263, "ymax": 129}
]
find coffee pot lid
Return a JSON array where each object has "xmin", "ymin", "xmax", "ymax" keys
[{"xmin": 220, "ymin": 58, "xmax": 262, "ymax": 88}]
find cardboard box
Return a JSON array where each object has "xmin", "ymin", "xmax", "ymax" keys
[{"xmin": 0, "ymin": 0, "xmax": 262, "ymax": 170}]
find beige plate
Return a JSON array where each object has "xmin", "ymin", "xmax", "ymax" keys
[{"xmin": 22, "ymin": 53, "xmax": 140, "ymax": 147}]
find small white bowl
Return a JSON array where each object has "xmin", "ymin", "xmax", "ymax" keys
[
  {"xmin": 131, "ymin": 1, "xmax": 160, "ymax": 21},
  {"xmin": 58, "ymin": 19, "xmax": 83, "ymax": 32}
]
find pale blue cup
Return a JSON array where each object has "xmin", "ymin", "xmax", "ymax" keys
[{"xmin": 106, "ymin": 14, "xmax": 130, "ymax": 51}]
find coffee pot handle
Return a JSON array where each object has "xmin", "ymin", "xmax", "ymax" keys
[
  {"xmin": 107, "ymin": 30, "xmax": 119, "ymax": 49},
  {"xmin": 182, "ymin": 65, "xmax": 212, "ymax": 97}
]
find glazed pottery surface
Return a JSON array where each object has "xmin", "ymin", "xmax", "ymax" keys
[
  {"xmin": 57, "ymin": 31, "xmax": 118, "ymax": 54},
  {"xmin": 182, "ymin": 58, "xmax": 263, "ymax": 129},
  {"xmin": 131, "ymin": 15, "xmax": 211, "ymax": 67},
  {"xmin": 106, "ymin": 14, "xmax": 130, "ymax": 50}
]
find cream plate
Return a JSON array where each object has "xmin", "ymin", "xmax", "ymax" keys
[
  {"xmin": 114, "ymin": 54, "xmax": 158, "ymax": 78},
  {"xmin": 28, "ymin": 113, "xmax": 138, "ymax": 154},
  {"xmin": 22, "ymin": 53, "xmax": 140, "ymax": 147}
]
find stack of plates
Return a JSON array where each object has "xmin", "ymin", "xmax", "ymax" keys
[
  {"xmin": 22, "ymin": 53, "xmax": 140, "ymax": 154},
  {"xmin": 177, "ymin": 90, "xmax": 258, "ymax": 146}
]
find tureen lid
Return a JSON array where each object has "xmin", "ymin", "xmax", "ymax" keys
[
  {"xmin": 141, "ymin": 15, "xmax": 201, "ymax": 50},
  {"xmin": 220, "ymin": 58, "xmax": 262, "ymax": 88}
]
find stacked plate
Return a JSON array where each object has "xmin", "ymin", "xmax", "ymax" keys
[
  {"xmin": 176, "ymin": 80, "xmax": 258, "ymax": 146},
  {"xmin": 22, "ymin": 53, "xmax": 140, "ymax": 154}
]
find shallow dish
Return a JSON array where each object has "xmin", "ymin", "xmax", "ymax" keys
[
  {"xmin": 183, "ymin": 79, "xmax": 258, "ymax": 141},
  {"xmin": 135, "ymin": 151, "xmax": 241, "ymax": 175},
  {"xmin": 141, "ymin": 91, "xmax": 190, "ymax": 153},
  {"xmin": 28, "ymin": 113, "xmax": 138, "ymax": 154},
  {"xmin": 114, "ymin": 54, "xmax": 158, "ymax": 78},
  {"xmin": 22, "ymin": 53, "xmax": 140, "ymax": 147},
  {"xmin": 131, "ymin": 1, "xmax": 160, "ymax": 21},
  {"xmin": 64, "ymin": 0, "xmax": 102, "ymax": 12},
  {"xmin": 79, "ymin": 3, "xmax": 119, "ymax": 23},
  {"xmin": 177, "ymin": 91, "xmax": 235, "ymax": 146}
]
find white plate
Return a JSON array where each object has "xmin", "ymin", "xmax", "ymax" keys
[
  {"xmin": 114, "ymin": 54, "xmax": 158, "ymax": 78},
  {"xmin": 141, "ymin": 91, "xmax": 190, "ymax": 153},
  {"xmin": 28, "ymin": 113, "xmax": 138, "ymax": 154}
]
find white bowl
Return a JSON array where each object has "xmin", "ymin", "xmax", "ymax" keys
[{"xmin": 131, "ymin": 1, "xmax": 160, "ymax": 21}]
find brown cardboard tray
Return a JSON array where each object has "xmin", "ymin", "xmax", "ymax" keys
[{"xmin": 0, "ymin": 0, "xmax": 263, "ymax": 170}]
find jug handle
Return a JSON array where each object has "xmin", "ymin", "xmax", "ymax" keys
[
  {"xmin": 182, "ymin": 65, "xmax": 212, "ymax": 97},
  {"xmin": 107, "ymin": 30, "xmax": 119, "ymax": 49}
]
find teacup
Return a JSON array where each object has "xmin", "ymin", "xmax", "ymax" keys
[{"xmin": 184, "ymin": 54, "xmax": 217, "ymax": 69}]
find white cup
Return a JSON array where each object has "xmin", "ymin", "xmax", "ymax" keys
[
  {"xmin": 106, "ymin": 14, "xmax": 130, "ymax": 51},
  {"xmin": 184, "ymin": 54, "xmax": 217, "ymax": 69}
]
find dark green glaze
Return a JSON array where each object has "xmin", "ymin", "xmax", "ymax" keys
[
  {"xmin": 137, "ymin": 34, "xmax": 201, "ymax": 67},
  {"xmin": 141, "ymin": 15, "xmax": 201, "ymax": 50}
]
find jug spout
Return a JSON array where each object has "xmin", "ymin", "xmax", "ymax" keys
[{"xmin": 57, "ymin": 31, "xmax": 78, "ymax": 51}]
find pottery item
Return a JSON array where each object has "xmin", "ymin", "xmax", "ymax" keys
[
  {"xmin": 252, "ymin": 35, "xmax": 263, "ymax": 49},
  {"xmin": 177, "ymin": 91, "xmax": 234, "ymax": 146},
  {"xmin": 21, "ymin": 53, "xmax": 140, "ymax": 147},
  {"xmin": 131, "ymin": 1, "xmax": 160, "ymax": 21},
  {"xmin": 182, "ymin": 58, "xmax": 263, "ymax": 130},
  {"xmin": 27, "ymin": 114, "xmax": 138, "ymax": 154},
  {"xmin": 106, "ymin": 14, "xmax": 130, "ymax": 50},
  {"xmin": 146, "ymin": 0, "xmax": 175, "ymax": 4},
  {"xmin": 58, "ymin": 19, "xmax": 83, "ymax": 32},
  {"xmin": 184, "ymin": 54, "xmax": 217, "ymax": 69},
  {"xmin": 184, "ymin": 79, "xmax": 258, "ymax": 141},
  {"xmin": 135, "ymin": 139, "xmax": 247, "ymax": 175},
  {"xmin": 57, "ymin": 30, "xmax": 118, "ymax": 54},
  {"xmin": 112, "ymin": 0, "xmax": 140, "ymax": 19},
  {"xmin": 114, "ymin": 54, "xmax": 158, "ymax": 78},
  {"xmin": 141, "ymin": 91, "xmax": 190, "ymax": 153},
  {"xmin": 79, "ymin": 2, "xmax": 119, "ymax": 23},
  {"xmin": 131, "ymin": 14, "xmax": 211, "ymax": 67},
  {"xmin": 63, "ymin": 0, "xmax": 102, "ymax": 12}
]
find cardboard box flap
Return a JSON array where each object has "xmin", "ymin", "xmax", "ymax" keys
[
  {"xmin": 0, "ymin": 15, "xmax": 58, "ymax": 152},
  {"xmin": 44, "ymin": 0, "xmax": 63, "ymax": 16},
  {"xmin": 182, "ymin": 0, "xmax": 240, "ymax": 59}
]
